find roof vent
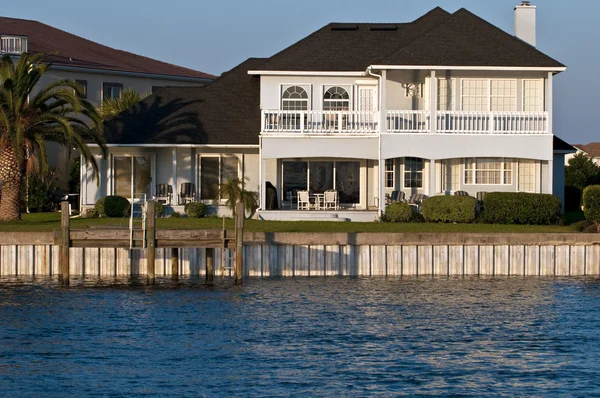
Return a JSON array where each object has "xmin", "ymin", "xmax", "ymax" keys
[
  {"xmin": 0, "ymin": 35, "xmax": 28, "ymax": 54},
  {"xmin": 330, "ymin": 24, "xmax": 359, "ymax": 31},
  {"xmin": 370, "ymin": 25, "xmax": 398, "ymax": 31}
]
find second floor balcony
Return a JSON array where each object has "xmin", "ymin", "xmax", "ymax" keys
[
  {"xmin": 0, "ymin": 35, "xmax": 28, "ymax": 55},
  {"xmin": 262, "ymin": 109, "xmax": 549, "ymax": 135}
]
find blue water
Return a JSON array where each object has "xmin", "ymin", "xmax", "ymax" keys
[{"xmin": 1, "ymin": 277, "xmax": 600, "ymax": 397}]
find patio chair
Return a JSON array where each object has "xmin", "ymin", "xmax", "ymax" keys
[
  {"xmin": 155, "ymin": 184, "xmax": 173, "ymax": 205},
  {"xmin": 453, "ymin": 190, "xmax": 470, "ymax": 197},
  {"xmin": 297, "ymin": 190, "xmax": 311, "ymax": 210},
  {"xmin": 386, "ymin": 190, "xmax": 406, "ymax": 204},
  {"xmin": 179, "ymin": 183, "xmax": 196, "ymax": 205},
  {"xmin": 324, "ymin": 189, "xmax": 339, "ymax": 210},
  {"xmin": 407, "ymin": 193, "xmax": 428, "ymax": 212}
]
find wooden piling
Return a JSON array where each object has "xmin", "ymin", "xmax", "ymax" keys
[
  {"xmin": 59, "ymin": 201, "xmax": 70, "ymax": 285},
  {"xmin": 171, "ymin": 247, "xmax": 179, "ymax": 281},
  {"xmin": 234, "ymin": 201, "xmax": 245, "ymax": 285},
  {"xmin": 206, "ymin": 248, "xmax": 214, "ymax": 283},
  {"xmin": 146, "ymin": 201, "xmax": 156, "ymax": 285}
]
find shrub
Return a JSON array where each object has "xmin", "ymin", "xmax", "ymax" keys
[
  {"xmin": 84, "ymin": 208, "xmax": 99, "ymax": 218},
  {"xmin": 483, "ymin": 192, "xmax": 561, "ymax": 225},
  {"xmin": 155, "ymin": 201, "xmax": 165, "ymax": 217},
  {"xmin": 170, "ymin": 211, "xmax": 181, "ymax": 218},
  {"xmin": 102, "ymin": 196, "xmax": 130, "ymax": 217},
  {"xmin": 421, "ymin": 195, "xmax": 477, "ymax": 223},
  {"xmin": 27, "ymin": 172, "xmax": 60, "ymax": 212},
  {"xmin": 383, "ymin": 202, "xmax": 414, "ymax": 223},
  {"xmin": 184, "ymin": 202, "xmax": 207, "ymax": 218},
  {"xmin": 95, "ymin": 197, "xmax": 106, "ymax": 217},
  {"xmin": 564, "ymin": 185, "xmax": 582, "ymax": 212},
  {"xmin": 582, "ymin": 185, "xmax": 600, "ymax": 232}
]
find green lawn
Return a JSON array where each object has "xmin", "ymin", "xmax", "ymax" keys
[{"xmin": 0, "ymin": 211, "xmax": 590, "ymax": 234}]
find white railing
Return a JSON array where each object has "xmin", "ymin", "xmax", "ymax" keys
[
  {"xmin": 262, "ymin": 110, "xmax": 378, "ymax": 133},
  {"xmin": 386, "ymin": 110, "xmax": 548, "ymax": 134},
  {"xmin": 0, "ymin": 35, "xmax": 28, "ymax": 54},
  {"xmin": 387, "ymin": 110, "xmax": 431, "ymax": 133}
]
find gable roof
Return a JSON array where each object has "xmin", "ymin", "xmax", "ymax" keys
[
  {"xmin": 573, "ymin": 143, "xmax": 600, "ymax": 157},
  {"xmin": 254, "ymin": 7, "xmax": 564, "ymax": 72},
  {"xmin": 553, "ymin": 136, "xmax": 577, "ymax": 153},
  {"xmin": 0, "ymin": 16, "xmax": 214, "ymax": 80},
  {"xmin": 103, "ymin": 58, "xmax": 266, "ymax": 145}
]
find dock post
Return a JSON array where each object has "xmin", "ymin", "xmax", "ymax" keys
[
  {"xmin": 146, "ymin": 201, "xmax": 156, "ymax": 285},
  {"xmin": 59, "ymin": 200, "xmax": 70, "ymax": 285},
  {"xmin": 234, "ymin": 201, "xmax": 245, "ymax": 285},
  {"xmin": 171, "ymin": 248, "xmax": 179, "ymax": 281},
  {"xmin": 206, "ymin": 248, "xmax": 214, "ymax": 284}
]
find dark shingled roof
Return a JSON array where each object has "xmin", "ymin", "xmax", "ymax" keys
[
  {"xmin": 103, "ymin": 58, "xmax": 266, "ymax": 145},
  {"xmin": 254, "ymin": 7, "xmax": 564, "ymax": 71},
  {"xmin": 554, "ymin": 136, "xmax": 576, "ymax": 152},
  {"xmin": 0, "ymin": 16, "xmax": 214, "ymax": 79}
]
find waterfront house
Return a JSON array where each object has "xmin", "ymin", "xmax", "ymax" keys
[
  {"xmin": 82, "ymin": 2, "xmax": 575, "ymax": 220},
  {"xmin": 565, "ymin": 143, "xmax": 600, "ymax": 166},
  {"xmin": 0, "ymin": 16, "xmax": 214, "ymax": 186}
]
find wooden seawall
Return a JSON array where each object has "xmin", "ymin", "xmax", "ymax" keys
[{"xmin": 1, "ymin": 231, "xmax": 599, "ymax": 279}]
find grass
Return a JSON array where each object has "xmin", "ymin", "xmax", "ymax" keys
[{"xmin": 0, "ymin": 211, "xmax": 591, "ymax": 234}]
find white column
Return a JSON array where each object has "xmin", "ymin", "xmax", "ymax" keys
[
  {"xmin": 430, "ymin": 70, "xmax": 437, "ymax": 134},
  {"xmin": 260, "ymin": 158, "xmax": 267, "ymax": 210},
  {"xmin": 546, "ymin": 72, "xmax": 553, "ymax": 135},
  {"xmin": 429, "ymin": 159, "xmax": 436, "ymax": 196},
  {"xmin": 378, "ymin": 70, "xmax": 387, "ymax": 214},
  {"xmin": 548, "ymin": 158, "xmax": 554, "ymax": 196},
  {"xmin": 172, "ymin": 148, "xmax": 177, "ymax": 204}
]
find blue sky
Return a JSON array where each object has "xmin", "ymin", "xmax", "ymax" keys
[{"xmin": 2, "ymin": 0, "xmax": 598, "ymax": 143}]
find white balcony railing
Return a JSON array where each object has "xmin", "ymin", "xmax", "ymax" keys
[
  {"xmin": 0, "ymin": 35, "xmax": 28, "ymax": 55},
  {"xmin": 262, "ymin": 110, "xmax": 378, "ymax": 133},
  {"xmin": 387, "ymin": 110, "xmax": 548, "ymax": 134}
]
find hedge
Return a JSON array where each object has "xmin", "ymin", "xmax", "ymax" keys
[
  {"xmin": 421, "ymin": 195, "xmax": 477, "ymax": 223},
  {"xmin": 102, "ymin": 196, "xmax": 130, "ymax": 218},
  {"xmin": 483, "ymin": 192, "xmax": 561, "ymax": 225},
  {"xmin": 582, "ymin": 185, "xmax": 600, "ymax": 232},
  {"xmin": 184, "ymin": 202, "xmax": 207, "ymax": 218},
  {"xmin": 383, "ymin": 202, "xmax": 414, "ymax": 223}
]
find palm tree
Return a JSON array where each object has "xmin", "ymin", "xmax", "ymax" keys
[
  {"xmin": 219, "ymin": 178, "xmax": 259, "ymax": 219},
  {"xmin": 98, "ymin": 88, "xmax": 147, "ymax": 119},
  {"xmin": 0, "ymin": 53, "xmax": 106, "ymax": 220}
]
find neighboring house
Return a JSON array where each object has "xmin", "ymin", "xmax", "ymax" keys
[
  {"xmin": 0, "ymin": 16, "xmax": 214, "ymax": 186},
  {"xmin": 83, "ymin": 2, "xmax": 576, "ymax": 220},
  {"xmin": 565, "ymin": 144, "xmax": 600, "ymax": 166}
]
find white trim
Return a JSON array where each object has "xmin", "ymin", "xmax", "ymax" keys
[
  {"xmin": 248, "ymin": 70, "xmax": 366, "ymax": 76},
  {"xmin": 94, "ymin": 144, "xmax": 259, "ymax": 148},
  {"xmin": 49, "ymin": 64, "xmax": 213, "ymax": 83},
  {"xmin": 369, "ymin": 65, "xmax": 566, "ymax": 72}
]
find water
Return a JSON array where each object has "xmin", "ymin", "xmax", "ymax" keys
[{"xmin": 1, "ymin": 277, "xmax": 600, "ymax": 397}]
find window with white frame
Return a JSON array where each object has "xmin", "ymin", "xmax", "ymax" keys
[
  {"xmin": 199, "ymin": 156, "xmax": 239, "ymax": 200},
  {"xmin": 461, "ymin": 79, "xmax": 488, "ymax": 111},
  {"xmin": 442, "ymin": 159, "xmax": 460, "ymax": 192},
  {"xmin": 437, "ymin": 78, "xmax": 455, "ymax": 111},
  {"xmin": 404, "ymin": 157, "xmax": 424, "ymax": 188},
  {"xmin": 113, "ymin": 155, "xmax": 153, "ymax": 198},
  {"xmin": 523, "ymin": 80, "xmax": 544, "ymax": 112},
  {"xmin": 282, "ymin": 86, "xmax": 308, "ymax": 111},
  {"xmin": 323, "ymin": 86, "xmax": 350, "ymax": 111},
  {"xmin": 385, "ymin": 159, "xmax": 395, "ymax": 188},
  {"xmin": 490, "ymin": 80, "xmax": 517, "ymax": 111},
  {"xmin": 464, "ymin": 158, "xmax": 513, "ymax": 185},
  {"xmin": 518, "ymin": 159, "xmax": 536, "ymax": 192},
  {"xmin": 103, "ymin": 82, "xmax": 122, "ymax": 101}
]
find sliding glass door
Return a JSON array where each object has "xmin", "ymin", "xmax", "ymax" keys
[
  {"xmin": 282, "ymin": 160, "xmax": 361, "ymax": 205},
  {"xmin": 113, "ymin": 155, "xmax": 153, "ymax": 199}
]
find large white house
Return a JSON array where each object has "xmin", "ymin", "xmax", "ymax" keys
[{"xmin": 82, "ymin": 3, "xmax": 575, "ymax": 220}]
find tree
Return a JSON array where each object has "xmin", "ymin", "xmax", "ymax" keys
[
  {"xmin": 565, "ymin": 152, "xmax": 600, "ymax": 191},
  {"xmin": 98, "ymin": 88, "xmax": 147, "ymax": 120},
  {"xmin": 582, "ymin": 185, "xmax": 600, "ymax": 232},
  {"xmin": 0, "ymin": 53, "xmax": 106, "ymax": 220},
  {"xmin": 219, "ymin": 178, "xmax": 259, "ymax": 219}
]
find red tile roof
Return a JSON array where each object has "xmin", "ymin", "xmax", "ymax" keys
[{"xmin": 0, "ymin": 16, "xmax": 215, "ymax": 80}]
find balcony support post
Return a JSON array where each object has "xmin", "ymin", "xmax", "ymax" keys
[
  {"xmin": 430, "ymin": 70, "xmax": 437, "ymax": 134},
  {"xmin": 378, "ymin": 70, "xmax": 387, "ymax": 214},
  {"xmin": 429, "ymin": 159, "xmax": 437, "ymax": 196},
  {"xmin": 546, "ymin": 72, "xmax": 553, "ymax": 135}
]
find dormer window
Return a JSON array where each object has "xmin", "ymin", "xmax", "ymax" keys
[
  {"xmin": 282, "ymin": 86, "xmax": 308, "ymax": 111},
  {"xmin": 323, "ymin": 86, "xmax": 350, "ymax": 111},
  {"xmin": 0, "ymin": 35, "xmax": 28, "ymax": 54}
]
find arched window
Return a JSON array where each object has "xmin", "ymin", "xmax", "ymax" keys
[
  {"xmin": 323, "ymin": 86, "xmax": 350, "ymax": 111},
  {"xmin": 282, "ymin": 86, "xmax": 308, "ymax": 111}
]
